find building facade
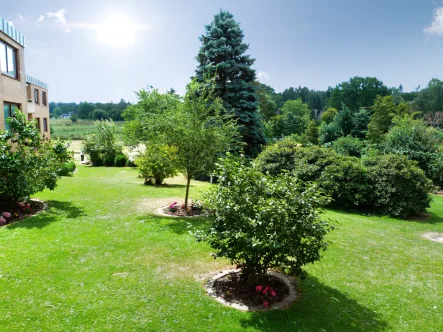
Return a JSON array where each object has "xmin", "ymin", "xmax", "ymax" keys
[{"xmin": 0, "ymin": 17, "xmax": 50, "ymax": 138}]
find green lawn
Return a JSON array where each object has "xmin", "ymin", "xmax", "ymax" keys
[
  {"xmin": 51, "ymin": 119, "xmax": 125, "ymax": 140},
  {"xmin": 0, "ymin": 165, "xmax": 442, "ymax": 331}
]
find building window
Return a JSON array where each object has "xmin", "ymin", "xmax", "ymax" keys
[
  {"xmin": 0, "ymin": 41, "xmax": 17, "ymax": 78},
  {"xmin": 43, "ymin": 118, "xmax": 48, "ymax": 132},
  {"xmin": 3, "ymin": 103, "xmax": 20, "ymax": 130},
  {"xmin": 35, "ymin": 118, "xmax": 41, "ymax": 131},
  {"xmin": 42, "ymin": 91, "xmax": 47, "ymax": 106},
  {"xmin": 34, "ymin": 88, "xmax": 39, "ymax": 104}
]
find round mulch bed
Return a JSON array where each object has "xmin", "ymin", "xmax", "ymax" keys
[
  {"xmin": 206, "ymin": 269, "xmax": 297, "ymax": 311},
  {"xmin": 0, "ymin": 199, "xmax": 47, "ymax": 227},
  {"xmin": 156, "ymin": 204, "xmax": 208, "ymax": 217},
  {"xmin": 422, "ymin": 232, "xmax": 443, "ymax": 243}
]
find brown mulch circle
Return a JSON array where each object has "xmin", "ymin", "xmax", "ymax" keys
[
  {"xmin": 213, "ymin": 271, "xmax": 290, "ymax": 308},
  {"xmin": 0, "ymin": 199, "xmax": 46, "ymax": 227},
  {"xmin": 166, "ymin": 207, "xmax": 205, "ymax": 217}
]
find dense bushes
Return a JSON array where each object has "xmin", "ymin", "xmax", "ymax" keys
[
  {"xmin": 82, "ymin": 119, "xmax": 124, "ymax": 167},
  {"xmin": 331, "ymin": 136, "xmax": 365, "ymax": 157},
  {"xmin": 0, "ymin": 112, "xmax": 72, "ymax": 205},
  {"xmin": 255, "ymin": 139, "xmax": 432, "ymax": 217},
  {"xmin": 196, "ymin": 156, "xmax": 333, "ymax": 282},
  {"xmin": 363, "ymin": 155, "xmax": 432, "ymax": 217},
  {"xmin": 319, "ymin": 157, "xmax": 369, "ymax": 208}
]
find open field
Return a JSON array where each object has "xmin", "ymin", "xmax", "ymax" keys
[
  {"xmin": 0, "ymin": 165, "xmax": 442, "ymax": 331},
  {"xmin": 51, "ymin": 118, "xmax": 125, "ymax": 140}
]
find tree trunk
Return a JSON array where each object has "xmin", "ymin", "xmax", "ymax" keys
[{"xmin": 184, "ymin": 175, "xmax": 192, "ymax": 212}]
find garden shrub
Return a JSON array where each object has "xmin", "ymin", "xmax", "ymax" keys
[
  {"xmin": 254, "ymin": 138, "xmax": 299, "ymax": 176},
  {"xmin": 114, "ymin": 154, "xmax": 127, "ymax": 167},
  {"xmin": 331, "ymin": 136, "xmax": 365, "ymax": 157},
  {"xmin": 363, "ymin": 154, "xmax": 433, "ymax": 217},
  {"xmin": 103, "ymin": 155, "xmax": 115, "ymax": 167},
  {"xmin": 135, "ymin": 145, "xmax": 178, "ymax": 185},
  {"xmin": 0, "ymin": 112, "xmax": 71, "ymax": 206},
  {"xmin": 318, "ymin": 156, "xmax": 369, "ymax": 208},
  {"xmin": 197, "ymin": 156, "xmax": 333, "ymax": 283},
  {"xmin": 291, "ymin": 145, "xmax": 340, "ymax": 182},
  {"xmin": 58, "ymin": 162, "xmax": 76, "ymax": 176}
]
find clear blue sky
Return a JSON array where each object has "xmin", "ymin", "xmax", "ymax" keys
[{"xmin": 2, "ymin": 0, "xmax": 443, "ymax": 102}]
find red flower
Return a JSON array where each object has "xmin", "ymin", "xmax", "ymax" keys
[
  {"xmin": 270, "ymin": 290, "xmax": 276, "ymax": 297},
  {"xmin": 263, "ymin": 301, "xmax": 269, "ymax": 308},
  {"xmin": 255, "ymin": 285, "xmax": 263, "ymax": 292}
]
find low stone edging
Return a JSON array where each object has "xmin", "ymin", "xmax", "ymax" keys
[
  {"xmin": 205, "ymin": 269, "xmax": 297, "ymax": 311},
  {"xmin": 156, "ymin": 206, "xmax": 210, "ymax": 218}
]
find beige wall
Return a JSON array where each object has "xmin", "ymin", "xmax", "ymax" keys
[
  {"xmin": 27, "ymin": 84, "xmax": 50, "ymax": 139},
  {"xmin": 0, "ymin": 31, "xmax": 27, "ymax": 131}
]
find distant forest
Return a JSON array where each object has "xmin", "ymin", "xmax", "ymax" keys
[{"xmin": 49, "ymin": 99, "xmax": 131, "ymax": 121}]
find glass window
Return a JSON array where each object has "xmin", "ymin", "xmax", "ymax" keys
[
  {"xmin": 0, "ymin": 41, "xmax": 17, "ymax": 78},
  {"xmin": 35, "ymin": 118, "xmax": 41, "ymax": 130},
  {"xmin": 43, "ymin": 118, "xmax": 48, "ymax": 132},
  {"xmin": 34, "ymin": 89, "xmax": 39, "ymax": 104},
  {"xmin": 42, "ymin": 91, "xmax": 47, "ymax": 106},
  {"xmin": 0, "ymin": 42, "xmax": 6, "ymax": 73},
  {"xmin": 3, "ymin": 103, "xmax": 19, "ymax": 131},
  {"xmin": 6, "ymin": 47, "xmax": 16, "ymax": 77}
]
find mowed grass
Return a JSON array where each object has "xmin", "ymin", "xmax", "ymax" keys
[
  {"xmin": 0, "ymin": 166, "xmax": 442, "ymax": 331},
  {"xmin": 51, "ymin": 118, "xmax": 124, "ymax": 140}
]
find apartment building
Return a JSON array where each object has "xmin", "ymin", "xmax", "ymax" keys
[{"xmin": 0, "ymin": 17, "xmax": 50, "ymax": 138}]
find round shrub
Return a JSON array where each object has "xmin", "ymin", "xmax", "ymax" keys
[
  {"xmin": 363, "ymin": 154, "xmax": 432, "ymax": 217},
  {"xmin": 114, "ymin": 154, "xmax": 127, "ymax": 167},
  {"xmin": 254, "ymin": 138, "xmax": 299, "ymax": 176},
  {"xmin": 318, "ymin": 156, "xmax": 369, "ymax": 208},
  {"xmin": 94, "ymin": 158, "xmax": 104, "ymax": 167},
  {"xmin": 103, "ymin": 155, "xmax": 115, "ymax": 167},
  {"xmin": 196, "ymin": 156, "xmax": 333, "ymax": 283},
  {"xmin": 58, "ymin": 161, "xmax": 76, "ymax": 176}
]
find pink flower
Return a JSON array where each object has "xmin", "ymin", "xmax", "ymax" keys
[
  {"xmin": 270, "ymin": 290, "xmax": 276, "ymax": 297},
  {"xmin": 2, "ymin": 212, "xmax": 11, "ymax": 219},
  {"xmin": 255, "ymin": 285, "xmax": 263, "ymax": 292},
  {"xmin": 263, "ymin": 301, "xmax": 269, "ymax": 308},
  {"xmin": 0, "ymin": 217, "xmax": 6, "ymax": 224}
]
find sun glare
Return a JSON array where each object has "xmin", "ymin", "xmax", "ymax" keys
[{"xmin": 97, "ymin": 15, "xmax": 138, "ymax": 47}]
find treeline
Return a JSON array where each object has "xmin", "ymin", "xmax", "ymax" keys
[
  {"xmin": 255, "ymin": 76, "xmax": 442, "ymax": 132},
  {"xmin": 49, "ymin": 99, "xmax": 131, "ymax": 121}
]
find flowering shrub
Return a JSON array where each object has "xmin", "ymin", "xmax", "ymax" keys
[
  {"xmin": 168, "ymin": 202, "xmax": 178, "ymax": 212},
  {"xmin": 0, "ymin": 217, "xmax": 6, "ymax": 225},
  {"xmin": 256, "ymin": 285, "xmax": 277, "ymax": 308},
  {"xmin": 195, "ymin": 155, "xmax": 333, "ymax": 283},
  {"xmin": 2, "ymin": 212, "xmax": 11, "ymax": 219},
  {"xmin": 0, "ymin": 112, "xmax": 71, "ymax": 205}
]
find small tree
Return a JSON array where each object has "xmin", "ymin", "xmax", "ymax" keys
[
  {"xmin": 0, "ymin": 112, "xmax": 71, "ymax": 206},
  {"xmin": 127, "ymin": 81, "xmax": 240, "ymax": 209},
  {"xmin": 197, "ymin": 156, "xmax": 333, "ymax": 283}
]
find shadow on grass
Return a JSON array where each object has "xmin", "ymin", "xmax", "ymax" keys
[
  {"xmin": 136, "ymin": 214, "xmax": 212, "ymax": 235},
  {"xmin": 7, "ymin": 200, "xmax": 86, "ymax": 230},
  {"xmin": 240, "ymin": 276, "xmax": 388, "ymax": 332},
  {"xmin": 326, "ymin": 206, "xmax": 442, "ymax": 225}
]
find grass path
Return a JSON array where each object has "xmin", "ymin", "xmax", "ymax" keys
[{"xmin": 0, "ymin": 165, "xmax": 442, "ymax": 331}]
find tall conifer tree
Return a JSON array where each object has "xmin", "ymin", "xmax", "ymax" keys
[{"xmin": 195, "ymin": 10, "xmax": 265, "ymax": 156}]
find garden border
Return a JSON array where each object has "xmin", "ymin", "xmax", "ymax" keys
[{"xmin": 205, "ymin": 269, "xmax": 297, "ymax": 311}]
